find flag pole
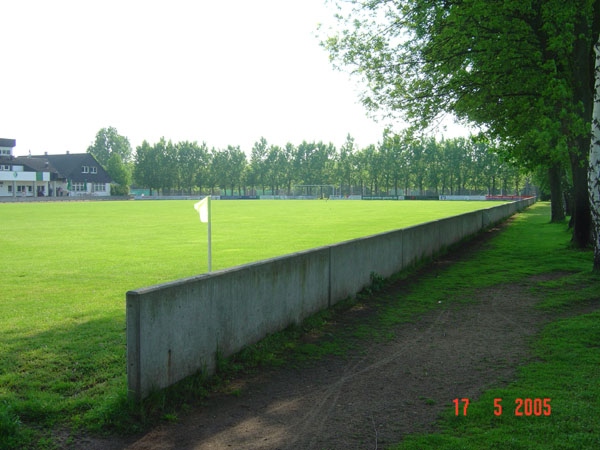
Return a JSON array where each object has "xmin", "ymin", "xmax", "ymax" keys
[
  {"xmin": 194, "ymin": 196, "xmax": 213, "ymax": 273},
  {"xmin": 207, "ymin": 195, "xmax": 212, "ymax": 272}
]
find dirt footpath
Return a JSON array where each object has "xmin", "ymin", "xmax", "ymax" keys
[{"xmin": 84, "ymin": 227, "xmax": 579, "ymax": 450}]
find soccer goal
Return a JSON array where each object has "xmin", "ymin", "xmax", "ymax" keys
[{"xmin": 292, "ymin": 185, "xmax": 337, "ymax": 199}]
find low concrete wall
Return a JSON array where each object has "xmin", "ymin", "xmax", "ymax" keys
[
  {"xmin": 127, "ymin": 248, "xmax": 330, "ymax": 399},
  {"xmin": 329, "ymin": 229, "xmax": 404, "ymax": 301},
  {"xmin": 127, "ymin": 198, "xmax": 536, "ymax": 400}
]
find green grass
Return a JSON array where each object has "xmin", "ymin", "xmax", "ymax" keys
[
  {"xmin": 0, "ymin": 199, "xmax": 495, "ymax": 448},
  {"xmin": 145, "ymin": 201, "xmax": 599, "ymax": 449},
  {"xmin": 386, "ymin": 203, "xmax": 600, "ymax": 449},
  {"xmin": 372, "ymin": 201, "xmax": 592, "ymax": 329},
  {"xmin": 390, "ymin": 313, "xmax": 600, "ymax": 449},
  {"xmin": 2, "ymin": 200, "xmax": 598, "ymax": 449}
]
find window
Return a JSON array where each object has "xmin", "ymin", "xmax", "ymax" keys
[
  {"xmin": 0, "ymin": 165, "xmax": 10, "ymax": 171},
  {"xmin": 82, "ymin": 166, "xmax": 89, "ymax": 173},
  {"xmin": 0, "ymin": 149, "xmax": 10, "ymax": 156},
  {"xmin": 91, "ymin": 166, "xmax": 97, "ymax": 174},
  {"xmin": 72, "ymin": 182, "xmax": 86, "ymax": 192},
  {"xmin": 93, "ymin": 183, "xmax": 106, "ymax": 192}
]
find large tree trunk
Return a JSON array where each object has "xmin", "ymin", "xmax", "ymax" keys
[
  {"xmin": 590, "ymin": 36, "xmax": 600, "ymax": 271},
  {"xmin": 548, "ymin": 164, "xmax": 565, "ymax": 222},
  {"xmin": 570, "ymin": 13, "xmax": 594, "ymax": 249},
  {"xmin": 569, "ymin": 144, "xmax": 593, "ymax": 248}
]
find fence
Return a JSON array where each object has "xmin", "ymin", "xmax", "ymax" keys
[{"xmin": 126, "ymin": 198, "xmax": 536, "ymax": 400}]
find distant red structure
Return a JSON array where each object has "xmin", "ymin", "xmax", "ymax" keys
[{"xmin": 486, "ymin": 195, "xmax": 535, "ymax": 201}]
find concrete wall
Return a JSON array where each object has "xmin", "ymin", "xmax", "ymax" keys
[
  {"xmin": 127, "ymin": 198, "xmax": 536, "ymax": 400},
  {"xmin": 127, "ymin": 248, "xmax": 330, "ymax": 399},
  {"xmin": 329, "ymin": 229, "xmax": 404, "ymax": 301}
]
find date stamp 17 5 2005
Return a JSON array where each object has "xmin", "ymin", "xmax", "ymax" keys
[{"xmin": 453, "ymin": 398, "xmax": 552, "ymax": 417}]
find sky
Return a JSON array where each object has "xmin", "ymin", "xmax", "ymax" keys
[{"xmin": 2, "ymin": 0, "xmax": 468, "ymax": 157}]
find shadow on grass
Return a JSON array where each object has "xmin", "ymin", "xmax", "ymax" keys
[{"xmin": 1, "ymin": 314, "xmax": 131, "ymax": 448}]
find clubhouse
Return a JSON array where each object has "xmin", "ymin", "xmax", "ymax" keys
[{"xmin": 0, "ymin": 138, "xmax": 113, "ymax": 198}]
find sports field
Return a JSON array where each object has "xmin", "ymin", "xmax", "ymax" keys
[{"xmin": 0, "ymin": 199, "xmax": 496, "ymax": 444}]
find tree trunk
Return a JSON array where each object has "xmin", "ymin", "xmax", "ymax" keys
[
  {"xmin": 569, "ymin": 145, "xmax": 593, "ymax": 248},
  {"xmin": 569, "ymin": 13, "xmax": 594, "ymax": 250},
  {"xmin": 548, "ymin": 164, "xmax": 565, "ymax": 222},
  {"xmin": 590, "ymin": 36, "xmax": 600, "ymax": 271}
]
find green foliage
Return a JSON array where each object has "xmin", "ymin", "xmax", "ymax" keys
[
  {"xmin": 0, "ymin": 402, "xmax": 29, "ymax": 450},
  {"xmin": 87, "ymin": 127, "xmax": 133, "ymax": 191},
  {"xmin": 133, "ymin": 134, "xmax": 528, "ymax": 197},
  {"xmin": 323, "ymin": 0, "xmax": 597, "ymax": 159},
  {"xmin": 107, "ymin": 153, "xmax": 131, "ymax": 187},
  {"xmin": 87, "ymin": 126, "xmax": 132, "ymax": 166},
  {"xmin": 110, "ymin": 183, "xmax": 130, "ymax": 196},
  {"xmin": 364, "ymin": 271, "xmax": 385, "ymax": 295},
  {"xmin": 323, "ymin": 0, "xmax": 598, "ymax": 248}
]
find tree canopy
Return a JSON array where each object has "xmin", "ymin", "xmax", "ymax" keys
[
  {"xmin": 87, "ymin": 126, "xmax": 132, "ymax": 166},
  {"xmin": 129, "ymin": 134, "xmax": 528, "ymax": 199},
  {"xmin": 322, "ymin": 0, "xmax": 600, "ymax": 250},
  {"xmin": 87, "ymin": 126, "xmax": 133, "ymax": 194}
]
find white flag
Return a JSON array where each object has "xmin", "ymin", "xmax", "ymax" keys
[
  {"xmin": 193, "ymin": 196, "xmax": 212, "ymax": 271},
  {"xmin": 194, "ymin": 197, "xmax": 209, "ymax": 223}
]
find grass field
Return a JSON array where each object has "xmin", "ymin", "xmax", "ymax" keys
[{"xmin": 0, "ymin": 199, "xmax": 495, "ymax": 448}]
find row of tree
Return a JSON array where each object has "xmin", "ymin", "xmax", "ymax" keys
[
  {"xmin": 129, "ymin": 133, "xmax": 527, "ymax": 197},
  {"xmin": 322, "ymin": 0, "xmax": 600, "ymax": 270},
  {"xmin": 87, "ymin": 126, "xmax": 530, "ymax": 198}
]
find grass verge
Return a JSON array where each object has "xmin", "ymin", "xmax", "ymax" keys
[
  {"xmin": 391, "ymin": 311, "xmax": 600, "ymax": 449},
  {"xmin": 386, "ymin": 203, "xmax": 600, "ymax": 449}
]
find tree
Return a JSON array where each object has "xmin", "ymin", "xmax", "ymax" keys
[
  {"xmin": 226, "ymin": 145, "xmax": 247, "ymax": 195},
  {"xmin": 177, "ymin": 141, "xmax": 209, "ymax": 194},
  {"xmin": 266, "ymin": 144, "xmax": 286, "ymax": 194},
  {"xmin": 88, "ymin": 126, "xmax": 133, "ymax": 192},
  {"xmin": 336, "ymin": 134, "xmax": 358, "ymax": 196},
  {"xmin": 87, "ymin": 126, "xmax": 132, "ymax": 166},
  {"xmin": 249, "ymin": 137, "xmax": 269, "ymax": 193},
  {"xmin": 210, "ymin": 148, "xmax": 229, "ymax": 195},
  {"xmin": 210, "ymin": 146, "xmax": 247, "ymax": 195},
  {"xmin": 324, "ymin": 0, "xmax": 600, "ymax": 251},
  {"xmin": 134, "ymin": 140, "xmax": 161, "ymax": 195},
  {"xmin": 590, "ymin": 36, "xmax": 600, "ymax": 270},
  {"xmin": 154, "ymin": 138, "xmax": 178, "ymax": 194},
  {"xmin": 282, "ymin": 143, "xmax": 296, "ymax": 195},
  {"xmin": 107, "ymin": 153, "xmax": 131, "ymax": 195},
  {"xmin": 195, "ymin": 148, "xmax": 212, "ymax": 194},
  {"xmin": 360, "ymin": 144, "xmax": 381, "ymax": 195}
]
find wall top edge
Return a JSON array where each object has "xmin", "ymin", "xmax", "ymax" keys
[{"xmin": 127, "ymin": 245, "xmax": 332, "ymax": 296}]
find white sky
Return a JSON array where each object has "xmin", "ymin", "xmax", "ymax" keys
[{"xmin": 2, "ymin": 0, "xmax": 467, "ymax": 156}]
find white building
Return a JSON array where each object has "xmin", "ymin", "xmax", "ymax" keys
[{"xmin": 0, "ymin": 138, "xmax": 113, "ymax": 198}]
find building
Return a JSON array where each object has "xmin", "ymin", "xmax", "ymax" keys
[{"xmin": 0, "ymin": 138, "xmax": 113, "ymax": 198}]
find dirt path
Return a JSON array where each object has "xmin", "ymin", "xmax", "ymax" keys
[
  {"xmin": 120, "ymin": 285, "xmax": 544, "ymax": 450},
  {"xmin": 81, "ymin": 227, "xmax": 583, "ymax": 450}
]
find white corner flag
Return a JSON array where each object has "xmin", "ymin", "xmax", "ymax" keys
[
  {"xmin": 193, "ymin": 196, "xmax": 212, "ymax": 272},
  {"xmin": 194, "ymin": 196, "xmax": 210, "ymax": 223}
]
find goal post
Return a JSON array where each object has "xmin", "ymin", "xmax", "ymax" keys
[{"xmin": 292, "ymin": 185, "xmax": 336, "ymax": 198}]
